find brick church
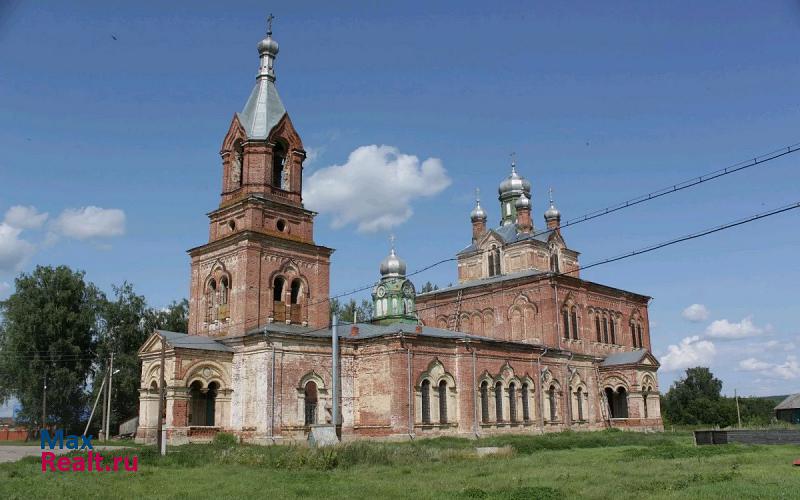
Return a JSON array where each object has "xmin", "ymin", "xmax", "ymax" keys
[{"xmin": 136, "ymin": 27, "xmax": 662, "ymax": 445}]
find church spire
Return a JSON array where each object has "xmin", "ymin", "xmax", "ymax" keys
[{"xmin": 238, "ymin": 16, "xmax": 287, "ymax": 140}]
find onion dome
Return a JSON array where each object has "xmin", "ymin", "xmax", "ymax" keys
[
  {"xmin": 544, "ymin": 188, "xmax": 561, "ymax": 221},
  {"xmin": 257, "ymin": 33, "xmax": 279, "ymax": 56},
  {"xmin": 470, "ymin": 189, "xmax": 487, "ymax": 222},
  {"xmin": 380, "ymin": 239, "xmax": 406, "ymax": 277},
  {"xmin": 515, "ymin": 192, "xmax": 531, "ymax": 210},
  {"xmin": 498, "ymin": 163, "xmax": 532, "ymax": 197}
]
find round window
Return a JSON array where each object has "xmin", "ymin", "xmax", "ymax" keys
[{"xmin": 276, "ymin": 219, "xmax": 286, "ymax": 232}]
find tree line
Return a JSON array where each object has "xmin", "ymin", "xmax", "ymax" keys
[
  {"xmin": 660, "ymin": 367, "xmax": 778, "ymax": 427},
  {"xmin": 0, "ymin": 265, "xmax": 187, "ymax": 435}
]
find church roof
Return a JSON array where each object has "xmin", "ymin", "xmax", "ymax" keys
[
  {"xmin": 601, "ymin": 349, "xmax": 650, "ymax": 367},
  {"xmin": 237, "ymin": 77, "xmax": 287, "ymax": 140},
  {"xmin": 245, "ymin": 323, "xmax": 495, "ymax": 342},
  {"xmin": 418, "ymin": 268, "xmax": 546, "ymax": 296},
  {"xmin": 457, "ymin": 224, "xmax": 552, "ymax": 256},
  {"xmin": 775, "ymin": 393, "xmax": 800, "ymax": 410},
  {"xmin": 156, "ymin": 330, "xmax": 233, "ymax": 352}
]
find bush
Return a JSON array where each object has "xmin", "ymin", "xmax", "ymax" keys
[{"xmin": 212, "ymin": 432, "xmax": 238, "ymax": 446}]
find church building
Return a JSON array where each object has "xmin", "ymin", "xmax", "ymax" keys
[{"xmin": 136, "ymin": 26, "xmax": 662, "ymax": 445}]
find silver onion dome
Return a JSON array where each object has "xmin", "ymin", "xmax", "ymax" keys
[
  {"xmin": 380, "ymin": 248, "xmax": 406, "ymax": 277},
  {"xmin": 544, "ymin": 201, "xmax": 560, "ymax": 220},
  {"xmin": 470, "ymin": 202, "xmax": 487, "ymax": 222},
  {"xmin": 515, "ymin": 192, "xmax": 531, "ymax": 210},
  {"xmin": 257, "ymin": 33, "xmax": 279, "ymax": 55},
  {"xmin": 498, "ymin": 164, "xmax": 532, "ymax": 196}
]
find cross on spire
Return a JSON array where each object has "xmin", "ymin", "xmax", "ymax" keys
[
  {"xmin": 549, "ymin": 187, "xmax": 554, "ymax": 204},
  {"xmin": 267, "ymin": 13, "xmax": 275, "ymax": 35},
  {"xmin": 475, "ymin": 188, "xmax": 481, "ymax": 203},
  {"xmin": 510, "ymin": 151, "xmax": 516, "ymax": 168},
  {"xmin": 389, "ymin": 233, "xmax": 396, "ymax": 252}
]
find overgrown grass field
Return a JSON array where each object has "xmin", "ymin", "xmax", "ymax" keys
[{"xmin": 1, "ymin": 430, "xmax": 798, "ymax": 499}]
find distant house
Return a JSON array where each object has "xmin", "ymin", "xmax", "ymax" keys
[{"xmin": 774, "ymin": 394, "xmax": 800, "ymax": 424}]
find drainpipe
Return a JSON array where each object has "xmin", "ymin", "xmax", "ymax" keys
[
  {"xmin": 332, "ymin": 315, "xmax": 340, "ymax": 438},
  {"xmin": 264, "ymin": 327, "xmax": 276, "ymax": 443},
  {"xmin": 537, "ymin": 347, "xmax": 548, "ymax": 429},
  {"xmin": 553, "ymin": 280, "xmax": 561, "ymax": 350},
  {"xmin": 564, "ymin": 351, "xmax": 574, "ymax": 428},
  {"xmin": 465, "ymin": 341, "xmax": 478, "ymax": 437},
  {"xmin": 402, "ymin": 334, "xmax": 414, "ymax": 440}
]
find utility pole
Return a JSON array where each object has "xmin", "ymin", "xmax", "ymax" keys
[
  {"xmin": 84, "ymin": 371, "xmax": 108, "ymax": 436},
  {"xmin": 100, "ymin": 363, "xmax": 108, "ymax": 441},
  {"xmin": 41, "ymin": 369, "xmax": 47, "ymax": 434},
  {"xmin": 156, "ymin": 334, "xmax": 166, "ymax": 455},
  {"xmin": 735, "ymin": 388, "xmax": 742, "ymax": 428},
  {"xmin": 105, "ymin": 352, "xmax": 114, "ymax": 441}
]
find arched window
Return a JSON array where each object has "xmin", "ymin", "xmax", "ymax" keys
[
  {"xmin": 562, "ymin": 309, "xmax": 570, "ymax": 339},
  {"xmin": 438, "ymin": 380, "xmax": 448, "ymax": 424},
  {"xmin": 206, "ymin": 382, "xmax": 218, "ymax": 426},
  {"xmin": 576, "ymin": 387, "xmax": 584, "ymax": 421},
  {"xmin": 642, "ymin": 390, "xmax": 649, "ymax": 419},
  {"xmin": 488, "ymin": 252, "xmax": 496, "ymax": 277},
  {"xmin": 480, "ymin": 381, "xmax": 490, "ymax": 423},
  {"xmin": 290, "ymin": 279, "xmax": 302, "ymax": 304},
  {"xmin": 595, "ymin": 315, "xmax": 602, "ymax": 343},
  {"xmin": 272, "ymin": 143, "xmax": 286, "ymax": 189},
  {"xmin": 571, "ymin": 307, "xmax": 579, "ymax": 340},
  {"xmin": 606, "ymin": 387, "xmax": 629, "ymax": 419},
  {"xmin": 548, "ymin": 385, "xmax": 557, "ymax": 422},
  {"xmin": 521, "ymin": 383, "xmax": 530, "ymax": 421},
  {"xmin": 508, "ymin": 382, "xmax": 517, "ymax": 423},
  {"xmin": 631, "ymin": 323, "xmax": 637, "ymax": 348},
  {"xmin": 603, "ymin": 317, "xmax": 609, "ymax": 343},
  {"xmin": 273, "ymin": 276, "xmax": 285, "ymax": 302},
  {"xmin": 637, "ymin": 325, "xmax": 644, "ymax": 349},
  {"xmin": 304, "ymin": 381, "xmax": 318, "ymax": 426},
  {"xmin": 493, "ymin": 247, "xmax": 501, "ymax": 275},
  {"xmin": 495, "ymin": 382, "xmax": 504, "ymax": 422},
  {"xmin": 189, "ymin": 381, "xmax": 206, "ymax": 426},
  {"xmin": 232, "ymin": 139, "xmax": 244, "ymax": 188},
  {"xmin": 550, "ymin": 252, "xmax": 560, "ymax": 273},
  {"xmin": 219, "ymin": 276, "xmax": 229, "ymax": 305},
  {"xmin": 421, "ymin": 380, "xmax": 431, "ymax": 424},
  {"xmin": 609, "ymin": 318, "xmax": 616, "ymax": 344},
  {"xmin": 206, "ymin": 279, "xmax": 217, "ymax": 322}
]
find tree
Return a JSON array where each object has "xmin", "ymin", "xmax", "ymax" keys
[
  {"xmin": 329, "ymin": 298, "xmax": 373, "ymax": 323},
  {"xmin": 662, "ymin": 367, "xmax": 736, "ymax": 427},
  {"xmin": 147, "ymin": 299, "xmax": 189, "ymax": 333},
  {"xmin": 92, "ymin": 283, "xmax": 152, "ymax": 433},
  {"xmin": 0, "ymin": 266, "xmax": 102, "ymax": 433}
]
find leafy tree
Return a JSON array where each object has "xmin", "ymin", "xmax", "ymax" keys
[
  {"xmin": 0, "ymin": 266, "xmax": 102, "ymax": 433},
  {"xmin": 662, "ymin": 367, "xmax": 735, "ymax": 426},
  {"xmin": 147, "ymin": 299, "xmax": 189, "ymax": 333},
  {"xmin": 329, "ymin": 298, "xmax": 373, "ymax": 323},
  {"xmin": 420, "ymin": 281, "xmax": 439, "ymax": 293},
  {"xmin": 92, "ymin": 283, "xmax": 153, "ymax": 433}
]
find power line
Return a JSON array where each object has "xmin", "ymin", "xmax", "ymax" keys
[
  {"xmin": 299, "ymin": 199, "xmax": 800, "ymax": 335},
  {"xmin": 309, "ymin": 140, "xmax": 800, "ymax": 308}
]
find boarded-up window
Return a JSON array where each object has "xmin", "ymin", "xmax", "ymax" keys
[
  {"xmin": 571, "ymin": 308, "xmax": 579, "ymax": 340},
  {"xmin": 521, "ymin": 383, "xmax": 530, "ymax": 421},
  {"xmin": 438, "ymin": 380, "xmax": 448, "ymax": 424},
  {"xmin": 421, "ymin": 380, "xmax": 431, "ymax": 424},
  {"xmin": 480, "ymin": 381, "xmax": 490, "ymax": 423}
]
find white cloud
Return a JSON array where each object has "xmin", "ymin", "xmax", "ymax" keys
[
  {"xmin": 0, "ymin": 223, "xmax": 35, "ymax": 273},
  {"xmin": 303, "ymin": 145, "xmax": 451, "ymax": 232},
  {"xmin": 0, "ymin": 281, "xmax": 11, "ymax": 299},
  {"xmin": 52, "ymin": 206, "xmax": 126, "ymax": 240},
  {"xmin": 739, "ymin": 355, "xmax": 800, "ymax": 380},
  {"xmin": 681, "ymin": 303, "xmax": 709, "ymax": 322},
  {"xmin": 304, "ymin": 146, "xmax": 322, "ymax": 166},
  {"xmin": 3, "ymin": 205, "xmax": 48, "ymax": 229},
  {"xmin": 705, "ymin": 316, "xmax": 765, "ymax": 340},
  {"xmin": 660, "ymin": 335, "xmax": 716, "ymax": 372}
]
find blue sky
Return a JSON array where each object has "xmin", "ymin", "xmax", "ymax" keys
[{"xmin": 1, "ymin": 1, "xmax": 799, "ymax": 402}]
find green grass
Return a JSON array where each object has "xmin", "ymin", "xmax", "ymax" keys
[{"xmin": 1, "ymin": 430, "xmax": 798, "ymax": 499}]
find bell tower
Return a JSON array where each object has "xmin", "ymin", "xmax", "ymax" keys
[{"xmin": 187, "ymin": 22, "xmax": 334, "ymax": 337}]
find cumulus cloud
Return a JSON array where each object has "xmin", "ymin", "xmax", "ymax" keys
[
  {"xmin": 303, "ymin": 145, "xmax": 451, "ymax": 232},
  {"xmin": 705, "ymin": 316, "xmax": 765, "ymax": 340},
  {"xmin": 0, "ymin": 281, "xmax": 11, "ymax": 299},
  {"xmin": 681, "ymin": 303, "xmax": 709, "ymax": 322},
  {"xmin": 739, "ymin": 355, "xmax": 800, "ymax": 380},
  {"xmin": 660, "ymin": 335, "xmax": 716, "ymax": 372},
  {"xmin": 0, "ymin": 223, "xmax": 35, "ymax": 273},
  {"xmin": 52, "ymin": 206, "xmax": 126, "ymax": 240},
  {"xmin": 4, "ymin": 205, "xmax": 48, "ymax": 229}
]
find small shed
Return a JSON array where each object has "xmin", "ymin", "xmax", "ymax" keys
[{"xmin": 774, "ymin": 393, "xmax": 800, "ymax": 424}]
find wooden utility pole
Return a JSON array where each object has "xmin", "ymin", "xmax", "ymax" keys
[
  {"xmin": 735, "ymin": 389, "xmax": 742, "ymax": 428},
  {"xmin": 104, "ymin": 352, "xmax": 114, "ymax": 441},
  {"xmin": 156, "ymin": 334, "xmax": 166, "ymax": 454}
]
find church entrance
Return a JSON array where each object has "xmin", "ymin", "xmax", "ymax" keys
[
  {"xmin": 605, "ymin": 387, "xmax": 629, "ymax": 419},
  {"xmin": 189, "ymin": 381, "xmax": 218, "ymax": 426}
]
